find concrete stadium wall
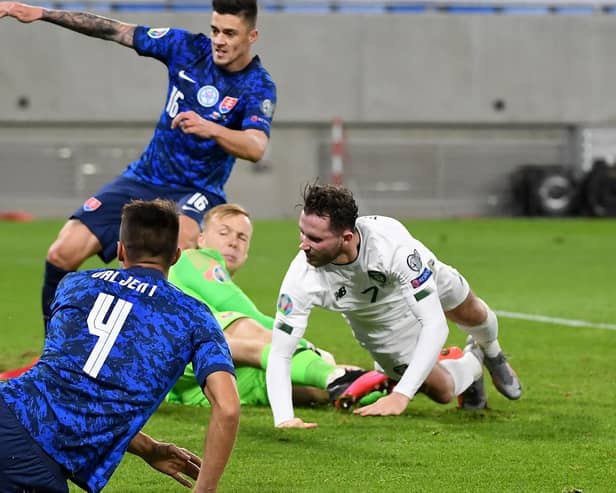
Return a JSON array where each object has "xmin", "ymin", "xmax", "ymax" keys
[{"xmin": 1, "ymin": 12, "xmax": 612, "ymax": 217}]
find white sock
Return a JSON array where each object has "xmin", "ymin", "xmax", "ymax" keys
[
  {"xmin": 439, "ymin": 353, "xmax": 482, "ymax": 396},
  {"xmin": 458, "ymin": 300, "xmax": 501, "ymax": 358}
]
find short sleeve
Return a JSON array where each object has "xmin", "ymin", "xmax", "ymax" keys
[
  {"xmin": 133, "ymin": 26, "xmax": 199, "ymax": 65},
  {"xmin": 240, "ymin": 73, "xmax": 277, "ymax": 135}
]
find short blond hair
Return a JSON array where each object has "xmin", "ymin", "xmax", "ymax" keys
[{"xmin": 204, "ymin": 203, "xmax": 251, "ymax": 227}]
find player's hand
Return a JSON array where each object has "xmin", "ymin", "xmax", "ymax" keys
[
  {"xmin": 146, "ymin": 441, "xmax": 202, "ymax": 488},
  {"xmin": 276, "ymin": 417, "xmax": 318, "ymax": 429},
  {"xmin": 353, "ymin": 391, "xmax": 409, "ymax": 417},
  {"xmin": 0, "ymin": 2, "xmax": 43, "ymax": 22},
  {"xmin": 172, "ymin": 111, "xmax": 217, "ymax": 139}
]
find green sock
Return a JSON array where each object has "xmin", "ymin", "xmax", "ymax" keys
[{"xmin": 260, "ymin": 344, "xmax": 336, "ymax": 390}]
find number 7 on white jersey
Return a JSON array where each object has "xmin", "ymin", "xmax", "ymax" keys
[{"xmin": 83, "ymin": 293, "xmax": 133, "ymax": 378}]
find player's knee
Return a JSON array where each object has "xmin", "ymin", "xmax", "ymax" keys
[
  {"xmin": 47, "ymin": 239, "xmax": 89, "ymax": 271},
  {"xmin": 455, "ymin": 293, "xmax": 488, "ymax": 327},
  {"xmin": 47, "ymin": 242, "xmax": 74, "ymax": 270}
]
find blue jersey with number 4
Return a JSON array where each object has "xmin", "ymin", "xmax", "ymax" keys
[
  {"xmin": 0, "ymin": 266, "xmax": 234, "ymax": 493},
  {"xmin": 122, "ymin": 26, "xmax": 277, "ymax": 203}
]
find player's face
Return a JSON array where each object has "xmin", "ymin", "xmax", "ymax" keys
[
  {"xmin": 210, "ymin": 12, "xmax": 258, "ymax": 72},
  {"xmin": 298, "ymin": 211, "xmax": 345, "ymax": 267},
  {"xmin": 199, "ymin": 213, "xmax": 253, "ymax": 275}
]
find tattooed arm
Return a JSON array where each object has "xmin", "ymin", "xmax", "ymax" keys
[{"xmin": 0, "ymin": 2, "xmax": 135, "ymax": 47}]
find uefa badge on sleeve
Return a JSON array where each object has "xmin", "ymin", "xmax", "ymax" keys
[{"xmin": 277, "ymin": 293, "xmax": 293, "ymax": 316}]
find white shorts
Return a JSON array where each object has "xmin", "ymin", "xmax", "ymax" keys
[
  {"xmin": 350, "ymin": 313, "xmax": 423, "ymax": 380},
  {"xmin": 434, "ymin": 260, "xmax": 470, "ymax": 312}
]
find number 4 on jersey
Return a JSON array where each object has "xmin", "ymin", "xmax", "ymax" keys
[{"xmin": 83, "ymin": 293, "xmax": 133, "ymax": 378}]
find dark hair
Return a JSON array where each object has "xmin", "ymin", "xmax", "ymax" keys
[
  {"xmin": 120, "ymin": 199, "xmax": 179, "ymax": 266},
  {"xmin": 212, "ymin": 0, "xmax": 257, "ymax": 27},
  {"xmin": 302, "ymin": 183, "xmax": 358, "ymax": 233}
]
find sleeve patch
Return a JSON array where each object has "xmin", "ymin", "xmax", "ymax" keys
[
  {"xmin": 147, "ymin": 27, "xmax": 170, "ymax": 38},
  {"xmin": 277, "ymin": 293, "xmax": 293, "ymax": 315},
  {"xmin": 410, "ymin": 268, "xmax": 432, "ymax": 288},
  {"xmin": 414, "ymin": 288, "xmax": 432, "ymax": 302},
  {"xmin": 277, "ymin": 323, "xmax": 294, "ymax": 335}
]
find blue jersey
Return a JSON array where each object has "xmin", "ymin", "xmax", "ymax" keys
[
  {"xmin": 0, "ymin": 266, "xmax": 234, "ymax": 493},
  {"xmin": 123, "ymin": 26, "xmax": 277, "ymax": 202}
]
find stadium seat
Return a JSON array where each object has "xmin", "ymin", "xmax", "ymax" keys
[
  {"xmin": 444, "ymin": 5, "xmax": 499, "ymax": 14},
  {"xmin": 386, "ymin": 4, "xmax": 427, "ymax": 13},
  {"xmin": 501, "ymin": 6, "xmax": 550, "ymax": 14},
  {"xmin": 554, "ymin": 6, "xmax": 595, "ymax": 14},
  {"xmin": 336, "ymin": 5, "xmax": 386, "ymax": 13}
]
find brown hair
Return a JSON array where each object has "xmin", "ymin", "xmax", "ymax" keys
[
  {"xmin": 119, "ymin": 199, "xmax": 179, "ymax": 266},
  {"xmin": 302, "ymin": 184, "xmax": 358, "ymax": 233}
]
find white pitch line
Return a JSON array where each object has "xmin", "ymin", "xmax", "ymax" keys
[{"xmin": 495, "ymin": 310, "xmax": 616, "ymax": 331}]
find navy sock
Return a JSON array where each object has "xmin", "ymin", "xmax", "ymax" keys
[{"xmin": 42, "ymin": 261, "xmax": 72, "ymax": 332}]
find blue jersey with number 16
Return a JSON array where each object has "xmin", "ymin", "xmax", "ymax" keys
[
  {"xmin": 0, "ymin": 266, "xmax": 234, "ymax": 493},
  {"xmin": 122, "ymin": 26, "xmax": 277, "ymax": 204}
]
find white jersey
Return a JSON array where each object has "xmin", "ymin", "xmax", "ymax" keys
[{"xmin": 267, "ymin": 216, "xmax": 463, "ymax": 425}]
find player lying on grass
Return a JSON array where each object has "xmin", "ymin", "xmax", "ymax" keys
[
  {"xmin": 166, "ymin": 203, "xmax": 374, "ymax": 408},
  {"xmin": 0, "ymin": 200, "xmax": 239, "ymax": 492},
  {"xmin": 266, "ymin": 184, "xmax": 522, "ymax": 428}
]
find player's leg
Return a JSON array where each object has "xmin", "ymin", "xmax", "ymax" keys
[
  {"xmin": 178, "ymin": 214, "xmax": 201, "ymax": 250},
  {"xmin": 446, "ymin": 292, "xmax": 522, "ymax": 400},
  {"xmin": 437, "ymin": 263, "xmax": 522, "ymax": 400},
  {"xmin": 225, "ymin": 317, "xmax": 354, "ymax": 392},
  {"xmin": 176, "ymin": 191, "xmax": 224, "ymax": 250},
  {"xmin": 0, "ymin": 396, "xmax": 69, "ymax": 492},
  {"xmin": 292, "ymin": 386, "xmax": 329, "ymax": 406},
  {"xmin": 434, "ymin": 343, "xmax": 486, "ymax": 409},
  {"xmin": 43, "ymin": 219, "xmax": 102, "ymax": 328}
]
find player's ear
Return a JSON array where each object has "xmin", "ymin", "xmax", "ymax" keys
[
  {"xmin": 117, "ymin": 242, "xmax": 125, "ymax": 262},
  {"xmin": 170, "ymin": 247, "xmax": 182, "ymax": 266},
  {"xmin": 342, "ymin": 229, "xmax": 354, "ymax": 244},
  {"xmin": 248, "ymin": 28, "xmax": 258, "ymax": 44}
]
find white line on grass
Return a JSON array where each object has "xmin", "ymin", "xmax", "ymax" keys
[{"xmin": 496, "ymin": 311, "xmax": 616, "ymax": 331}]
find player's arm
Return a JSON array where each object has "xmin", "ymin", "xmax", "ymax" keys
[
  {"xmin": 127, "ymin": 431, "xmax": 201, "ymax": 488},
  {"xmin": 355, "ymin": 292, "xmax": 447, "ymax": 416},
  {"xmin": 355, "ymin": 243, "xmax": 447, "ymax": 417},
  {"xmin": 266, "ymin": 324, "xmax": 317, "ymax": 428},
  {"xmin": 0, "ymin": 2, "xmax": 135, "ymax": 47},
  {"xmin": 171, "ymin": 113, "xmax": 268, "ymax": 163},
  {"xmin": 193, "ymin": 370, "xmax": 240, "ymax": 493}
]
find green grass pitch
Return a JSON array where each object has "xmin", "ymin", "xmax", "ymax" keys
[{"xmin": 1, "ymin": 217, "xmax": 615, "ymax": 492}]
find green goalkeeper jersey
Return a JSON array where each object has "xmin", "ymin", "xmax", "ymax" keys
[{"xmin": 169, "ymin": 248, "xmax": 274, "ymax": 329}]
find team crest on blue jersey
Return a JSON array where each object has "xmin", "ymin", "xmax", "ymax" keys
[
  {"xmin": 147, "ymin": 27, "xmax": 170, "ymax": 38},
  {"xmin": 406, "ymin": 249, "xmax": 422, "ymax": 272},
  {"xmin": 277, "ymin": 293, "xmax": 293, "ymax": 315},
  {"xmin": 197, "ymin": 86, "xmax": 219, "ymax": 107},
  {"xmin": 83, "ymin": 197, "xmax": 101, "ymax": 212},
  {"xmin": 219, "ymin": 96, "xmax": 238, "ymax": 114}
]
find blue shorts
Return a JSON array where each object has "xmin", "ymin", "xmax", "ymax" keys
[
  {"xmin": 0, "ymin": 395, "xmax": 68, "ymax": 493},
  {"xmin": 71, "ymin": 175, "xmax": 224, "ymax": 263}
]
